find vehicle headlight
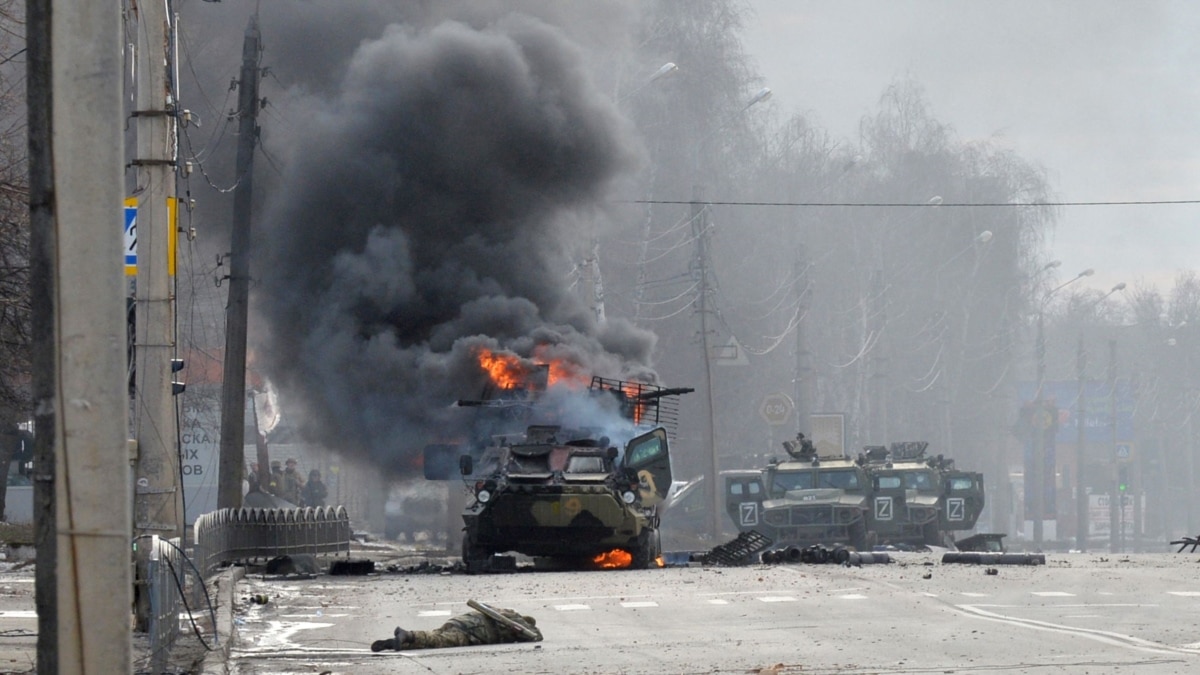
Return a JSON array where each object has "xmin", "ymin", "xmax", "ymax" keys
[
  {"xmin": 621, "ymin": 491, "xmax": 636, "ymax": 504},
  {"xmin": 477, "ymin": 489, "xmax": 491, "ymax": 503}
]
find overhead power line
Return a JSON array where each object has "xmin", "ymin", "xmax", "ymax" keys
[{"xmin": 627, "ymin": 198, "xmax": 1200, "ymax": 208}]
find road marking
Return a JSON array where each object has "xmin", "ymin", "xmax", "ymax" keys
[
  {"xmin": 620, "ymin": 601, "xmax": 659, "ymax": 608},
  {"xmin": 1032, "ymin": 591, "xmax": 1075, "ymax": 597},
  {"xmin": 954, "ymin": 604, "xmax": 1200, "ymax": 656},
  {"xmin": 554, "ymin": 604, "xmax": 591, "ymax": 611},
  {"xmin": 923, "ymin": 593, "xmax": 939, "ymax": 597},
  {"xmin": 0, "ymin": 611, "xmax": 35, "ymax": 619},
  {"xmin": 838, "ymin": 594, "xmax": 868, "ymax": 600},
  {"xmin": 961, "ymin": 592, "xmax": 989, "ymax": 597},
  {"xmin": 1167, "ymin": 591, "xmax": 1200, "ymax": 597},
  {"xmin": 417, "ymin": 610, "xmax": 452, "ymax": 617},
  {"xmin": 756, "ymin": 596, "xmax": 797, "ymax": 603},
  {"xmin": 707, "ymin": 599, "xmax": 729, "ymax": 605}
]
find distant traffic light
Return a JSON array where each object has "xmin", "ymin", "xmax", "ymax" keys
[{"xmin": 1117, "ymin": 463, "xmax": 1130, "ymax": 492}]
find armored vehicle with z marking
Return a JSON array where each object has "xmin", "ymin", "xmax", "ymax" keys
[
  {"xmin": 725, "ymin": 435, "xmax": 987, "ymax": 552},
  {"xmin": 724, "ymin": 434, "xmax": 873, "ymax": 550},
  {"xmin": 861, "ymin": 441, "xmax": 985, "ymax": 547}
]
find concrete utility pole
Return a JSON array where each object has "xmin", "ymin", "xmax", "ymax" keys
[
  {"xmin": 793, "ymin": 247, "xmax": 812, "ymax": 437},
  {"xmin": 1108, "ymin": 339, "xmax": 1119, "ymax": 553},
  {"xmin": 218, "ymin": 17, "xmax": 262, "ymax": 509},
  {"xmin": 869, "ymin": 270, "xmax": 888, "ymax": 443},
  {"xmin": 1075, "ymin": 334, "xmax": 1088, "ymax": 551},
  {"xmin": 1031, "ymin": 311, "xmax": 1047, "ymax": 547},
  {"xmin": 132, "ymin": 0, "xmax": 183, "ymax": 628},
  {"xmin": 29, "ymin": 0, "xmax": 132, "ymax": 671},
  {"xmin": 691, "ymin": 188, "xmax": 721, "ymax": 540}
]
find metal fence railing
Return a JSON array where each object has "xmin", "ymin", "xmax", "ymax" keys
[
  {"xmin": 141, "ymin": 506, "xmax": 353, "ymax": 668},
  {"xmin": 192, "ymin": 505, "xmax": 353, "ymax": 578},
  {"xmin": 146, "ymin": 535, "xmax": 188, "ymax": 673}
]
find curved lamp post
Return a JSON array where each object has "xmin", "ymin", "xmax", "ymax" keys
[
  {"xmin": 1074, "ymin": 282, "xmax": 1126, "ymax": 551},
  {"xmin": 1031, "ymin": 267, "xmax": 1094, "ymax": 547}
]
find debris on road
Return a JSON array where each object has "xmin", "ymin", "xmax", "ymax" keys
[
  {"xmin": 329, "ymin": 559, "xmax": 376, "ymax": 575},
  {"xmin": 941, "ymin": 552, "xmax": 1045, "ymax": 565},
  {"xmin": 1170, "ymin": 534, "xmax": 1200, "ymax": 553},
  {"xmin": 698, "ymin": 530, "xmax": 773, "ymax": 566},
  {"xmin": 760, "ymin": 544, "xmax": 892, "ymax": 566}
]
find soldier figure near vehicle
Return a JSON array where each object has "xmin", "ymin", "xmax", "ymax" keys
[
  {"xmin": 370, "ymin": 603, "xmax": 542, "ymax": 651},
  {"xmin": 279, "ymin": 457, "xmax": 305, "ymax": 504},
  {"xmin": 301, "ymin": 468, "xmax": 328, "ymax": 507}
]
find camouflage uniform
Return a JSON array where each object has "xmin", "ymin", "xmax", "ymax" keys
[
  {"xmin": 375, "ymin": 608, "xmax": 542, "ymax": 651},
  {"xmin": 279, "ymin": 460, "xmax": 304, "ymax": 505}
]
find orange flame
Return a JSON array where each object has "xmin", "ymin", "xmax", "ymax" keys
[
  {"xmin": 477, "ymin": 349, "xmax": 530, "ymax": 390},
  {"xmin": 592, "ymin": 549, "xmax": 633, "ymax": 569},
  {"xmin": 655, "ymin": 555, "xmax": 664, "ymax": 568},
  {"xmin": 477, "ymin": 347, "xmax": 592, "ymax": 391},
  {"xmin": 622, "ymin": 382, "xmax": 646, "ymax": 425}
]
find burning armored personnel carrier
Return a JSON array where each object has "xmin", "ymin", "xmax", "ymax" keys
[
  {"xmin": 427, "ymin": 362, "xmax": 692, "ymax": 573},
  {"xmin": 724, "ymin": 436, "xmax": 985, "ymax": 551}
]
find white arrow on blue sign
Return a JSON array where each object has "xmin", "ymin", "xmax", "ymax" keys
[{"xmin": 124, "ymin": 197, "xmax": 137, "ymax": 276}]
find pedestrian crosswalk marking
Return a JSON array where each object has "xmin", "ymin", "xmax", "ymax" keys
[
  {"xmin": 839, "ymin": 594, "xmax": 868, "ymax": 600},
  {"xmin": 1167, "ymin": 591, "xmax": 1200, "ymax": 597},
  {"xmin": 554, "ymin": 604, "xmax": 591, "ymax": 611},
  {"xmin": 707, "ymin": 599, "xmax": 729, "ymax": 605},
  {"xmin": 961, "ymin": 592, "xmax": 989, "ymax": 597},
  {"xmin": 756, "ymin": 596, "xmax": 797, "ymax": 603},
  {"xmin": 417, "ymin": 610, "xmax": 452, "ymax": 617},
  {"xmin": 620, "ymin": 601, "xmax": 658, "ymax": 608},
  {"xmin": 1032, "ymin": 591, "xmax": 1075, "ymax": 597}
]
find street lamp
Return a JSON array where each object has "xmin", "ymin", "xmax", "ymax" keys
[
  {"xmin": 938, "ymin": 229, "xmax": 996, "ymax": 454},
  {"xmin": 1031, "ymin": 267, "xmax": 1094, "ymax": 548},
  {"xmin": 586, "ymin": 63, "xmax": 684, "ymax": 323},
  {"xmin": 618, "ymin": 62, "xmax": 679, "ymax": 103},
  {"xmin": 1075, "ymin": 282, "xmax": 1126, "ymax": 552}
]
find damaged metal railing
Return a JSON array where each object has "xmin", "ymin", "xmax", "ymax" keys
[{"xmin": 193, "ymin": 506, "xmax": 353, "ymax": 578}]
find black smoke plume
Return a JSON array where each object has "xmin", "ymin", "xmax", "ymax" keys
[{"xmin": 254, "ymin": 13, "xmax": 656, "ymax": 472}]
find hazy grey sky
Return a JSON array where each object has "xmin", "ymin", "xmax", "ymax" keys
[{"xmin": 744, "ymin": 0, "xmax": 1200, "ymax": 295}]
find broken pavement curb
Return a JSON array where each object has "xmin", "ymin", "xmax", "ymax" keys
[{"xmin": 201, "ymin": 565, "xmax": 245, "ymax": 675}]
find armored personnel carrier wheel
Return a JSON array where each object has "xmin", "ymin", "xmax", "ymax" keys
[
  {"xmin": 462, "ymin": 532, "xmax": 491, "ymax": 574},
  {"xmin": 629, "ymin": 528, "xmax": 661, "ymax": 569}
]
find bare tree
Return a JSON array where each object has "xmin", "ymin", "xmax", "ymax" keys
[{"xmin": 0, "ymin": 0, "xmax": 28, "ymax": 518}]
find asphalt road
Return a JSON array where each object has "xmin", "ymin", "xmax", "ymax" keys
[{"xmin": 221, "ymin": 550, "xmax": 1200, "ymax": 675}]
